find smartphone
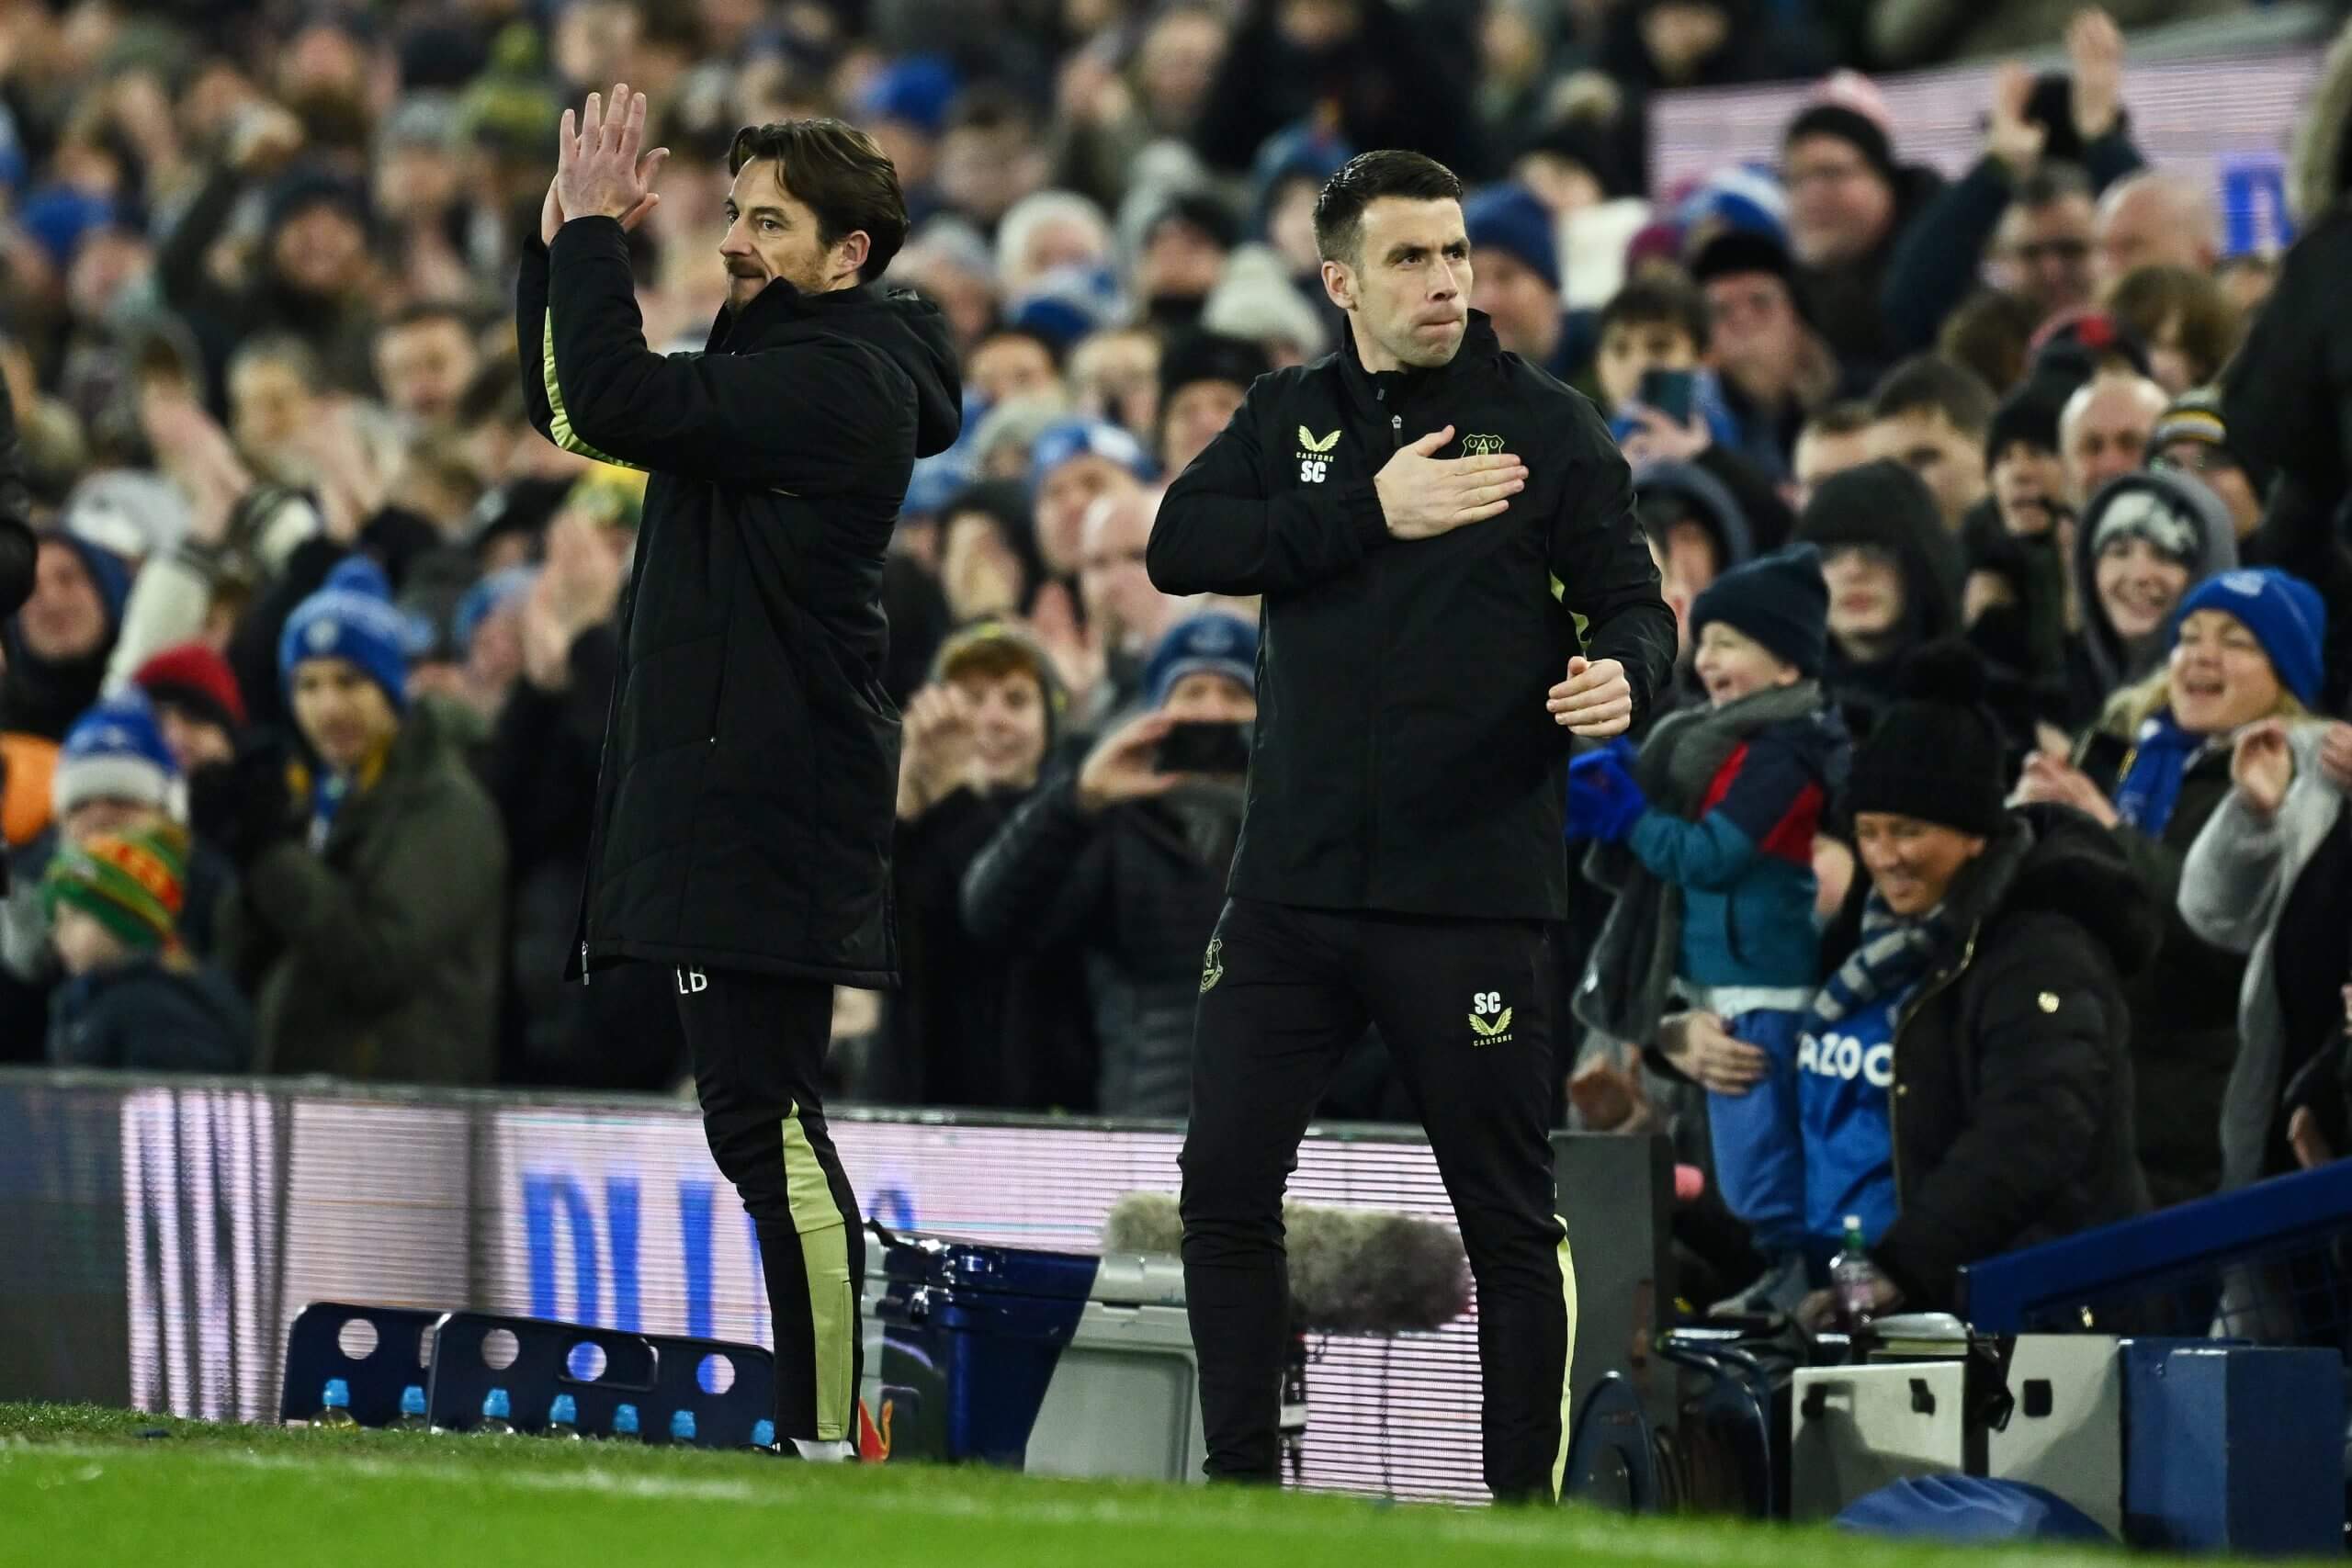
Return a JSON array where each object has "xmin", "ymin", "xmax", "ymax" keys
[
  {"xmin": 1638, "ymin": 367, "xmax": 1697, "ymax": 426},
  {"xmin": 1155, "ymin": 720, "xmax": 1251, "ymax": 776}
]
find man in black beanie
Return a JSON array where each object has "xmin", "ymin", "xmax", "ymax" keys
[{"xmin": 1781, "ymin": 101, "xmax": 1941, "ymax": 389}]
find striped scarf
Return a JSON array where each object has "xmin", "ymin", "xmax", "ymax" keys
[{"xmin": 1806, "ymin": 894, "xmax": 1953, "ymax": 1036}]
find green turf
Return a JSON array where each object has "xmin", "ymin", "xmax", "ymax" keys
[{"xmin": 0, "ymin": 1400, "xmax": 2214, "ymax": 1567}]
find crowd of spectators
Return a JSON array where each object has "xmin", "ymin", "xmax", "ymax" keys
[{"xmin": 3, "ymin": 0, "xmax": 2351, "ymax": 1313}]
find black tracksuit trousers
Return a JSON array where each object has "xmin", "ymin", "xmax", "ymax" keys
[
  {"xmin": 1179, "ymin": 897, "xmax": 1576, "ymax": 1504},
  {"xmin": 665, "ymin": 964, "xmax": 864, "ymax": 1445}
]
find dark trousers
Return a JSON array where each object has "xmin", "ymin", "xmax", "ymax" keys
[
  {"xmin": 1180, "ymin": 898, "xmax": 1575, "ymax": 1503},
  {"xmin": 666, "ymin": 963, "xmax": 863, "ymax": 1444}
]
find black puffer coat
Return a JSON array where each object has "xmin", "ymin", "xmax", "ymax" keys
[
  {"xmin": 519, "ymin": 217, "xmax": 962, "ymax": 987},
  {"xmin": 1829, "ymin": 806, "xmax": 2159, "ymax": 1310},
  {"xmin": 2077, "ymin": 725, "xmax": 2245, "ymax": 1209}
]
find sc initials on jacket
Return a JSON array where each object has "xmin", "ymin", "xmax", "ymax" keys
[{"xmin": 1148, "ymin": 317, "xmax": 1675, "ymax": 926}]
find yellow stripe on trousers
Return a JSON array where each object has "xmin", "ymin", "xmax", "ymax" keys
[
  {"xmin": 781, "ymin": 1104, "xmax": 854, "ymax": 1442},
  {"xmin": 1547, "ymin": 1219, "xmax": 1579, "ymax": 1503}
]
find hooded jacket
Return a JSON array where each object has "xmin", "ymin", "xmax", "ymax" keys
[
  {"xmin": 2067, "ymin": 470, "xmax": 2237, "ymax": 724},
  {"xmin": 1795, "ymin": 460, "xmax": 1963, "ymax": 741},
  {"xmin": 1147, "ymin": 311, "xmax": 1676, "ymax": 921},
  {"xmin": 518, "ymin": 216, "xmax": 963, "ymax": 987},
  {"xmin": 1824, "ymin": 805, "xmax": 2158, "ymax": 1311}
]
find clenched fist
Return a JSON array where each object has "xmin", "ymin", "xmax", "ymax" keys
[{"xmin": 1374, "ymin": 424, "xmax": 1527, "ymax": 540}]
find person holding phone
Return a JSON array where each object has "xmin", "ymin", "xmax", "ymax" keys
[
  {"xmin": 961, "ymin": 611, "xmax": 1260, "ymax": 1118},
  {"xmin": 1145, "ymin": 151, "xmax": 1674, "ymax": 1503}
]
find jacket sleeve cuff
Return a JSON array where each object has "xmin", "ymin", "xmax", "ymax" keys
[{"xmin": 1338, "ymin": 478, "xmax": 1388, "ymax": 555}]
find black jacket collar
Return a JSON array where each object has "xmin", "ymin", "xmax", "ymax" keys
[
  {"xmin": 1335, "ymin": 310, "xmax": 1506, "ymax": 420},
  {"xmin": 707, "ymin": 276, "xmax": 887, "ymax": 352}
]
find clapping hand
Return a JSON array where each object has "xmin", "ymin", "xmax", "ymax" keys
[
  {"xmin": 895, "ymin": 683, "xmax": 978, "ymax": 818},
  {"xmin": 1549, "ymin": 656, "xmax": 1633, "ymax": 738},
  {"xmin": 548, "ymin": 82, "xmax": 670, "ymax": 243},
  {"xmin": 2229, "ymin": 718, "xmax": 2296, "ymax": 817},
  {"xmin": 2012, "ymin": 746, "xmax": 2118, "ymax": 827}
]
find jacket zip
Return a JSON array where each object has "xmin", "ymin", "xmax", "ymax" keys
[
  {"xmin": 1363, "ymin": 401, "xmax": 1401, "ymax": 904},
  {"xmin": 1885, "ymin": 925, "xmax": 1980, "ymax": 1209},
  {"xmin": 574, "ymin": 544, "xmax": 650, "ymax": 987}
]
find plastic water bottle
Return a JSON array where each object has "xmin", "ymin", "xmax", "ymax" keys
[
  {"xmin": 313, "ymin": 1378, "xmax": 360, "ymax": 1430},
  {"xmin": 750, "ymin": 1419, "xmax": 775, "ymax": 1450},
  {"xmin": 1831, "ymin": 1214, "xmax": 1888, "ymax": 1330},
  {"xmin": 547, "ymin": 1394, "xmax": 583, "ymax": 1441},
  {"xmin": 610, "ymin": 1403, "xmax": 640, "ymax": 1440},
  {"xmin": 669, "ymin": 1409, "xmax": 697, "ymax": 1446},
  {"xmin": 390, "ymin": 1385, "xmax": 431, "ymax": 1432},
  {"xmin": 478, "ymin": 1388, "xmax": 518, "ymax": 1436}
]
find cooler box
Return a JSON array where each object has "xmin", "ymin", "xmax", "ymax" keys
[
  {"xmin": 1792, "ymin": 1329, "xmax": 2123, "ymax": 1535},
  {"xmin": 868, "ymin": 1236, "xmax": 1204, "ymax": 1483}
]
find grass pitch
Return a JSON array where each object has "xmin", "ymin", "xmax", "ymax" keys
[{"xmin": 0, "ymin": 1401, "xmax": 2211, "ymax": 1567}]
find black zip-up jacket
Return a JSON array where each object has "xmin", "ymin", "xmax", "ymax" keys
[
  {"xmin": 1146, "ymin": 313, "xmax": 1674, "ymax": 920},
  {"xmin": 518, "ymin": 217, "xmax": 962, "ymax": 986}
]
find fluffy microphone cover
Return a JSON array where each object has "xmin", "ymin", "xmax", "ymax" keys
[{"xmin": 1102, "ymin": 1190, "xmax": 1470, "ymax": 1336}]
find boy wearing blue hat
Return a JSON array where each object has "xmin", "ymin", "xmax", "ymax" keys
[
  {"xmin": 963, "ymin": 611, "xmax": 1259, "ymax": 1117},
  {"xmin": 1570, "ymin": 545, "xmax": 1850, "ymax": 1311}
]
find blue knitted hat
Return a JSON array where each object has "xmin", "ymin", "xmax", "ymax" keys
[{"xmin": 278, "ymin": 557, "xmax": 414, "ymax": 711}]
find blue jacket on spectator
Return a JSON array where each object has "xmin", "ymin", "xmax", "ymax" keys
[{"xmin": 1628, "ymin": 708, "xmax": 1848, "ymax": 989}]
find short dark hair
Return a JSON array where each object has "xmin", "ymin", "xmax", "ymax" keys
[
  {"xmin": 973, "ymin": 323, "xmax": 1064, "ymax": 370},
  {"xmin": 729, "ymin": 118, "xmax": 909, "ymax": 281},
  {"xmin": 1870, "ymin": 353, "xmax": 1996, "ymax": 438},
  {"xmin": 1598, "ymin": 277, "xmax": 1710, "ymax": 353},
  {"xmin": 2012, "ymin": 160, "xmax": 2093, "ymax": 211},
  {"xmin": 379, "ymin": 300, "xmax": 477, "ymax": 339},
  {"xmin": 1937, "ymin": 289, "xmax": 2041, "ymax": 396},
  {"xmin": 1312, "ymin": 151, "xmax": 1464, "ymax": 266},
  {"xmin": 1802, "ymin": 400, "xmax": 1875, "ymax": 443}
]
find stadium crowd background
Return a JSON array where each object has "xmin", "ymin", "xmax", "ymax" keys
[{"xmin": 5, "ymin": 0, "xmax": 2352, "ymax": 1307}]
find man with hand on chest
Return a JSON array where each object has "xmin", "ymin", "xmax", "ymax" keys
[{"xmin": 1147, "ymin": 149, "xmax": 1674, "ymax": 1503}]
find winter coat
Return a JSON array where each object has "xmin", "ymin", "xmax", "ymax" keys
[
  {"xmin": 1830, "ymin": 805, "xmax": 2157, "ymax": 1310},
  {"xmin": 2077, "ymin": 720, "xmax": 2245, "ymax": 1207},
  {"xmin": 961, "ymin": 773, "xmax": 1241, "ymax": 1118},
  {"xmin": 1629, "ymin": 706, "xmax": 1849, "ymax": 992},
  {"xmin": 2179, "ymin": 722, "xmax": 2352, "ymax": 1189},
  {"xmin": 47, "ymin": 954, "xmax": 253, "ymax": 1074},
  {"xmin": 1792, "ymin": 165, "xmax": 1947, "ymax": 393},
  {"xmin": 875, "ymin": 785, "xmax": 1092, "ymax": 1111},
  {"xmin": 1147, "ymin": 311, "xmax": 1676, "ymax": 921},
  {"xmin": 220, "ymin": 699, "xmax": 506, "ymax": 1084},
  {"xmin": 518, "ymin": 217, "xmax": 962, "ymax": 987}
]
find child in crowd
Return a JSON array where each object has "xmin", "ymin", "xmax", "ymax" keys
[
  {"xmin": 1572, "ymin": 545, "xmax": 1850, "ymax": 1310},
  {"xmin": 43, "ymin": 823, "xmax": 251, "ymax": 1073}
]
